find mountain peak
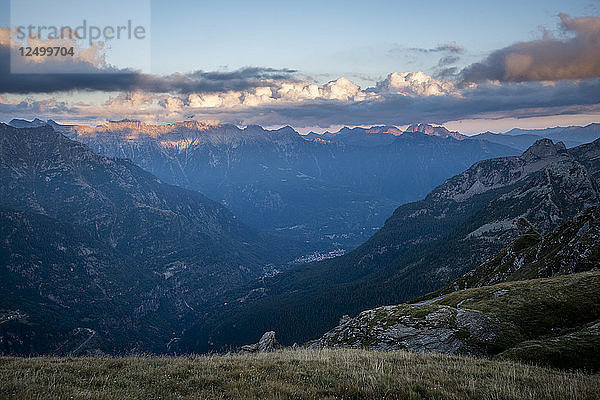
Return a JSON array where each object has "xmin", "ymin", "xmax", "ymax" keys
[
  {"xmin": 522, "ymin": 138, "xmax": 567, "ymax": 160},
  {"xmin": 405, "ymin": 123, "xmax": 447, "ymax": 134},
  {"xmin": 404, "ymin": 123, "xmax": 466, "ymax": 140},
  {"xmin": 274, "ymin": 125, "xmax": 298, "ymax": 135},
  {"xmin": 8, "ymin": 118, "xmax": 49, "ymax": 128},
  {"xmin": 324, "ymin": 124, "xmax": 465, "ymax": 140}
]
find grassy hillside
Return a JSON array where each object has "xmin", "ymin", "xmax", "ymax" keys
[
  {"xmin": 436, "ymin": 271, "xmax": 600, "ymax": 348},
  {"xmin": 499, "ymin": 321, "xmax": 600, "ymax": 370},
  {"xmin": 1, "ymin": 349, "xmax": 599, "ymax": 400},
  {"xmin": 309, "ymin": 271, "xmax": 600, "ymax": 370}
]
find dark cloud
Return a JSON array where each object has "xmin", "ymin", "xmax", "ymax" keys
[
  {"xmin": 461, "ymin": 14, "xmax": 600, "ymax": 83},
  {"xmin": 432, "ymin": 56, "xmax": 461, "ymax": 80},
  {"xmin": 406, "ymin": 42, "xmax": 464, "ymax": 54},
  {"xmin": 0, "ymin": 97, "xmax": 75, "ymax": 116},
  {"xmin": 437, "ymin": 55, "xmax": 460, "ymax": 67},
  {"xmin": 0, "ymin": 43, "xmax": 296, "ymax": 94},
  {"xmin": 393, "ymin": 43, "xmax": 463, "ymax": 80},
  {"xmin": 435, "ymin": 67, "xmax": 458, "ymax": 80}
]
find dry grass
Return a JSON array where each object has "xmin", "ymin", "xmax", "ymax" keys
[{"xmin": 1, "ymin": 348, "xmax": 599, "ymax": 399}]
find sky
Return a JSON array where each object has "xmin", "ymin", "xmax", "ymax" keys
[{"xmin": 1, "ymin": 0, "xmax": 600, "ymax": 133}]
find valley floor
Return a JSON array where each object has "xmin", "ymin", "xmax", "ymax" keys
[{"xmin": 1, "ymin": 349, "xmax": 598, "ymax": 400}]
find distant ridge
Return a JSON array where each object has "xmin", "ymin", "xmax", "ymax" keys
[
  {"xmin": 304, "ymin": 123, "xmax": 465, "ymax": 142},
  {"xmin": 471, "ymin": 122, "xmax": 600, "ymax": 150}
]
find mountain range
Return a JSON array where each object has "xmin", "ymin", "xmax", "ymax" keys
[
  {"xmin": 9, "ymin": 119, "xmax": 522, "ymax": 252},
  {"xmin": 1, "ymin": 119, "xmax": 599, "ymax": 358},
  {"xmin": 179, "ymin": 137, "xmax": 600, "ymax": 352},
  {"xmin": 470, "ymin": 123, "xmax": 600, "ymax": 151}
]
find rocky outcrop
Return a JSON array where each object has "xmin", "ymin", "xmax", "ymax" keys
[
  {"xmin": 241, "ymin": 331, "xmax": 280, "ymax": 353},
  {"xmin": 307, "ymin": 305, "xmax": 500, "ymax": 356},
  {"xmin": 521, "ymin": 138, "xmax": 566, "ymax": 161},
  {"xmin": 307, "ymin": 271, "xmax": 600, "ymax": 369}
]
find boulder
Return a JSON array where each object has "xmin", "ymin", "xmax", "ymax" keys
[{"xmin": 241, "ymin": 331, "xmax": 280, "ymax": 353}]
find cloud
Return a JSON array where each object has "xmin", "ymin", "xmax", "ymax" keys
[
  {"xmin": 0, "ymin": 28, "xmax": 297, "ymax": 94},
  {"xmin": 389, "ymin": 41, "xmax": 464, "ymax": 81},
  {"xmin": 0, "ymin": 96, "xmax": 74, "ymax": 116},
  {"xmin": 168, "ymin": 72, "xmax": 448, "ymax": 112},
  {"xmin": 276, "ymin": 82, "xmax": 320, "ymax": 101},
  {"xmin": 461, "ymin": 14, "xmax": 600, "ymax": 83},
  {"xmin": 188, "ymin": 91, "xmax": 242, "ymax": 108},
  {"xmin": 116, "ymin": 75, "xmax": 600, "ymax": 129},
  {"xmin": 437, "ymin": 55, "xmax": 460, "ymax": 67},
  {"xmin": 104, "ymin": 91, "xmax": 154, "ymax": 109},
  {"xmin": 319, "ymin": 77, "xmax": 364, "ymax": 101},
  {"xmin": 3, "ymin": 77, "xmax": 599, "ymax": 129},
  {"xmin": 227, "ymin": 78, "xmax": 600, "ymax": 128},
  {"xmin": 4, "ymin": 68, "xmax": 599, "ymax": 130},
  {"xmin": 406, "ymin": 42, "xmax": 464, "ymax": 54},
  {"xmin": 1, "ymin": 15, "xmax": 599, "ymax": 130},
  {"xmin": 373, "ymin": 72, "xmax": 456, "ymax": 96},
  {"xmin": 163, "ymin": 76, "xmax": 373, "ymax": 111}
]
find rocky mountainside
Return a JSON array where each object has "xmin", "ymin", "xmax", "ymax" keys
[
  {"xmin": 307, "ymin": 207, "xmax": 600, "ymax": 369},
  {"xmin": 307, "ymin": 271, "xmax": 600, "ymax": 370},
  {"xmin": 0, "ymin": 123, "xmax": 300, "ymax": 355},
  {"xmin": 0, "ymin": 206, "xmax": 151, "ymax": 355},
  {"xmin": 180, "ymin": 138, "xmax": 600, "ymax": 352},
  {"xmin": 436, "ymin": 206, "xmax": 599, "ymax": 293},
  {"xmin": 12, "ymin": 119, "xmax": 518, "ymax": 251}
]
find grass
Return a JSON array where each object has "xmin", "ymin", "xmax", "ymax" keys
[
  {"xmin": 1, "ymin": 348, "xmax": 599, "ymax": 400},
  {"xmin": 499, "ymin": 321, "xmax": 600, "ymax": 370},
  {"xmin": 436, "ymin": 271, "xmax": 600, "ymax": 350}
]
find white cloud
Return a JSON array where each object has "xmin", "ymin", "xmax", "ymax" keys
[
  {"xmin": 188, "ymin": 91, "xmax": 242, "ymax": 108},
  {"xmin": 375, "ymin": 72, "xmax": 456, "ymax": 96},
  {"xmin": 183, "ymin": 75, "xmax": 374, "ymax": 109},
  {"xmin": 319, "ymin": 77, "xmax": 364, "ymax": 101},
  {"xmin": 277, "ymin": 82, "xmax": 320, "ymax": 101},
  {"xmin": 242, "ymin": 86, "xmax": 273, "ymax": 106}
]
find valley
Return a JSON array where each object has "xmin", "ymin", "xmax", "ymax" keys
[
  {"xmin": 1, "ymin": 120, "xmax": 599, "ymax": 372},
  {"xmin": 2, "ymin": 3, "xmax": 600, "ymax": 398}
]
